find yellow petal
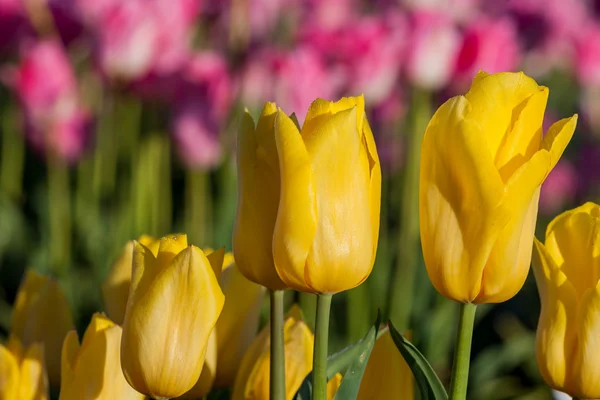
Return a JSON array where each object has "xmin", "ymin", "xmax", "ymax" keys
[
  {"xmin": 155, "ymin": 233, "xmax": 189, "ymax": 269},
  {"xmin": 60, "ymin": 330, "xmax": 79, "ymax": 390},
  {"xmin": 465, "ymin": 71, "xmax": 542, "ymax": 159},
  {"xmin": 0, "ymin": 344, "xmax": 19, "ymax": 400},
  {"xmin": 102, "ymin": 241, "xmax": 135, "ymax": 325},
  {"xmin": 326, "ymin": 373, "xmax": 342, "ymax": 400},
  {"xmin": 303, "ymin": 96, "xmax": 366, "ymax": 133},
  {"xmin": 121, "ymin": 245, "xmax": 224, "ymax": 398},
  {"xmin": 214, "ymin": 262, "xmax": 265, "ymax": 387},
  {"xmin": 11, "ymin": 270, "xmax": 75, "ymax": 386},
  {"xmin": 272, "ymin": 110, "xmax": 318, "ymax": 292},
  {"xmin": 233, "ymin": 104, "xmax": 287, "ymax": 290},
  {"xmin": 206, "ymin": 247, "xmax": 226, "ymax": 280},
  {"xmin": 357, "ymin": 330, "xmax": 413, "ymax": 400},
  {"xmin": 532, "ymin": 238, "xmax": 578, "ymax": 392},
  {"xmin": 363, "ymin": 120, "xmax": 382, "ymax": 266},
  {"xmin": 419, "ymin": 95, "xmax": 511, "ymax": 302},
  {"xmin": 19, "ymin": 343, "xmax": 49, "ymax": 400},
  {"xmin": 231, "ymin": 323, "xmax": 270, "ymax": 400},
  {"xmin": 179, "ymin": 330, "xmax": 217, "ymax": 399},
  {"xmin": 301, "ymin": 106, "xmax": 374, "ymax": 293},
  {"xmin": 543, "ymin": 115, "xmax": 578, "ymax": 173},
  {"xmin": 572, "ymin": 281, "xmax": 600, "ymax": 398}
]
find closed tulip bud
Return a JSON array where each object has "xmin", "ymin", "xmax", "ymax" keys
[
  {"xmin": 0, "ymin": 338, "xmax": 49, "ymax": 400},
  {"xmin": 232, "ymin": 306, "xmax": 339, "ymax": 400},
  {"xmin": 357, "ymin": 330, "xmax": 413, "ymax": 400},
  {"xmin": 532, "ymin": 202, "xmax": 600, "ymax": 399},
  {"xmin": 101, "ymin": 235, "xmax": 157, "ymax": 325},
  {"xmin": 11, "ymin": 270, "xmax": 75, "ymax": 387},
  {"xmin": 234, "ymin": 102, "xmax": 287, "ymax": 290},
  {"xmin": 59, "ymin": 313, "xmax": 145, "ymax": 400},
  {"xmin": 420, "ymin": 71, "xmax": 577, "ymax": 304},
  {"xmin": 121, "ymin": 234, "xmax": 224, "ymax": 399},
  {"xmin": 273, "ymin": 95, "xmax": 381, "ymax": 294}
]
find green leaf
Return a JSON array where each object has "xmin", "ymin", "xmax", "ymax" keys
[
  {"xmin": 388, "ymin": 320, "xmax": 448, "ymax": 400},
  {"xmin": 293, "ymin": 311, "xmax": 383, "ymax": 400},
  {"xmin": 333, "ymin": 310, "xmax": 381, "ymax": 400}
]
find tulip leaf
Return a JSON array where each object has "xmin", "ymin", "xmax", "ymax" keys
[
  {"xmin": 388, "ymin": 320, "xmax": 448, "ymax": 400},
  {"xmin": 293, "ymin": 311, "xmax": 382, "ymax": 400},
  {"xmin": 332, "ymin": 310, "xmax": 381, "ymax": 400}
]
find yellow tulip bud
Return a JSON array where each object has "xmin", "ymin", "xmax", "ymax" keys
[
  {"xmin": 234, "ymin": 102, "xmax": 287, "ymax": 290},
  {"xmin": 101, "ymin": 236, "xmax": 157, "ymax": 325},
  {"xmin": 532, "ymin": 202, "xmax": 600, "ymax": 399},
  {"xmin": 420, "ymin": 71, "xmax": 577, "ymax": 304},
  {"xmin": 357, "ymin": 330, "xmax": 413, "ymax": 400},
  {"xmin": 0, "ymin": 338, "xmax": 49, "ymax": 400},
  {"xmin": 213, "ymin": 253, "xmax": 264, "ymax": 387},
  {"xmin": 120, "ymin": 234, "xmax": 224, "ymax": 399},
  {"xmin": 272, "ymin": 96, "xmax": 381, "ymax": 294},
  {"xmin": 232, "ymin": 306, "xmax": 340, "ymax": 400},
  {"xmin": 11, "ymin": 270, "xmax": 75, "ymax": 387},
  {"xmin": 59, "ymin": 313, "xmax": 145, "ymax": 400}
]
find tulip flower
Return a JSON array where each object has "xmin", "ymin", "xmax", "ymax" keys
[
  {"xmin": 272, "ymin": 95, "xmax": 381, "ymax": 294},
  {"xmin": 120, "ymin": 234, "xmax": 224, "ymax": 399},
  {"xmin": 59, "ymin": 313, "xmax": 145, "ymax": 400},
  {"xmin": 11, "ymin": 270, "xmax": 75, "ymax": 387},
  {"xmin": 234, "ymin": 102, "xmax": 286, "ymax": 290},
  {"xmin": 357, "ymin": 330, "xmax": 413, "ymax": 400},
  {"xmin": 0, "ymin": 338, "xmax": 49, "ymax": 400},
  {"xmin": 532, "ymin": 202, "xmax": 600, "ymax": 399},
  {"xmin": 420, "ymin": 71, "xmax": 577, "ymax": 304},
  {"xmin": 232, "ymin": 306, "xmax": 339, "ymax": 400},
  {"xmin": 101, "ymin": 235, "xmax": 157, "ymax": 325}
]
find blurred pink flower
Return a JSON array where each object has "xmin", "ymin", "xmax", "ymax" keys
[
  {"xmin": 91, "ymin": 0, "xmax": 199, "ymax": 82},
  {"xmin": 299, "ymin": 13, "xmax": 407, "ymax": 105},
  {"xmin": 171, "ymin": 52, "xmax": 232, "ymax": 169},
  {"xmin": 539, "ymin": 160, "xmax": 579, "ymax": 215},
  {"xmin": 0, "ymin": 0, "xmax": 31, "ymax": 51},
  {"xmin": 301, "ymin": 0, "xmax": 356, "ymax": 30},
  {"xmin": 454, "ymin": 17, "xmax": 520, "ymax": 83},
  {"xmin": 575, "ymin": 22, "xmax": 600, "ymax": 87},
  {"xmin": 240, "ymin": 46, "xmax": 335, "ymax": 123},
  {"xmin": 11, "ymin": 40, "xmax": 91, "ymax": 162},
  {"xmin": 404, "ymin": 11, "xmax": 461, "ymax": 90},
  {"xmin": 401, "ymin": 0, "xmax": 479, "ymax": 22}
]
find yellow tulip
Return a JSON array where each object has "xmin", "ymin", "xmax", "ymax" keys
[
  {"xmin": 357, "ymin": 330, "xmax": 413, "ymax": 400},
  {"xmin": 234, "ymin": 102, "xmax": 287, "ymax": 290},
  {"xmin": 101, "ymin": 235, "xmax": 157, "ymax": 325},
  {"xmin": 272, "ymin": 95, "xmax": 381, "ymax": 294},
  {"xmin": 213, "ymin": 253, "xmax": 265, "ymax": 387},
  {"xmin": 0, "ymin": 338, "xmax": 49, "ymax": 400},
  {"xmin": 59, "ymin": 313, "xmax": 145, "ymax": 400},
  {"xmin": 120, "ymin": 234, "xmax": 224, "ymax": 399},
  {"xmin": 532, "ymin": 202, "xmax": 600, "ymax": 399},
  {"xmin": 11, "ymin": 270, "xmax": 75, "ymax": 387},
  {"xmin": 232, "ymin": 306, "xmax": 339, "ymax": 400},
  {"xmin": 420, "ymin": 71, "xmax": 577, "ymax": 304}
]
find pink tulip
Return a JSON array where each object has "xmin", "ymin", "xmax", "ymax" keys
[
  {"xmin": 0, "ymin": 0, "xmax": 31, "ymax": 52},
  {"xmin": 575, "ymin": 22, "xmax": 600, "ymax": 87},
  {"xmin": 300, "ymin": 0, "xmax": 356, "ymax": 30},
  {"xmin": 171, "ymin": 52, "xmax": 232, "ymax": 169},
  {"xmin": 454, "ymin": 17, "xmax": 520, "ymax": 84},
  {"xmin": 401, "ymin": 0, "xmax": 479, "ymax": 22},
  {"xmin": 404, "ymin": 11, "xmax": 461, "ymax": 90},
  {"xmin": 240, "ymin": 46, "xmax": 335, "ymax": 123},
  {"xmin": 11, "ymin": 40, "xmax": 91, "ymax": 162}
]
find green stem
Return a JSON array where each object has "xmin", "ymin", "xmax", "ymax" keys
[
  {"xmin": 312, "ymin": 294, "xmax": 332, "ymax": 400},
  {"xmin": 186, "ymin": 170, "xmax": 211, "ymax": 246},
  {"xmin": 0, "ymin": 103, "xmax": 24, "ymax": 200},
  {"xmin": 449, "ymin": 303, "xmax": 477, "ymax": 400},
  {"xmin": 270, "ymin": 290, "xmax": 285, "ymax": 400},
  {"xmin": 48, "ymin": 156, "xmax": 71, "ymax": 276},
  {"xmin": 388, "ymin": 88, "xmax": 431, "ymax": 330}
]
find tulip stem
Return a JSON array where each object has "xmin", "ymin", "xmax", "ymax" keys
[
  {"xmin": 312, "ymin": 293, "xmax": 332, "ymax": 400},
  {"xmin": 449, "ymin": 302, "xmax": 477, "ymax": 400},
  {"xmin": 270, "ymin": 289, "xmax": 286, "ymax": 400}
]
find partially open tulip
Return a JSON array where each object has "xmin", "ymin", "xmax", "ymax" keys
[
  {"xmin": 59, "ymin": 313, "xmax": 145, "ymax": 400},
  {"xmin": 234, "ymin": 102, "xmax": 287, "ymax": 290},
  {"xmin": 273, "ymin": 95, "xmax": 381, "ymax": 294},
  {"xmin": 11, "ymin": 270, "xmax": 75, "ymax": 387},
  {"xmin": 120, "ymin": 234, "xmax": 224, "ymax": 399},
  {"xmin": 420, "ymin": 71, "xmax": 576, "ymax": 304},
  {"xmin": 0, "ymin": 338, "xmax": 49, "ymax": 400},
  {"xmin": 532, "ymin": 202, "xmax": 600, "ymax": 398},
  {"xmin": 357, "ymin": 330, "xmax": 413, "ymax": 400},
  {"xmin": 101, "ymin": 235, "xmax": 157, "ymax": 325},
  {"xmin": 232, "ymin": 306, "xmax": 339, "ymax": 400}
]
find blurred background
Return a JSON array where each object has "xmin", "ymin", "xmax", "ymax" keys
[{"xmin": 0, "ymin": 0, "xmax": 598, "ymax": 398}]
